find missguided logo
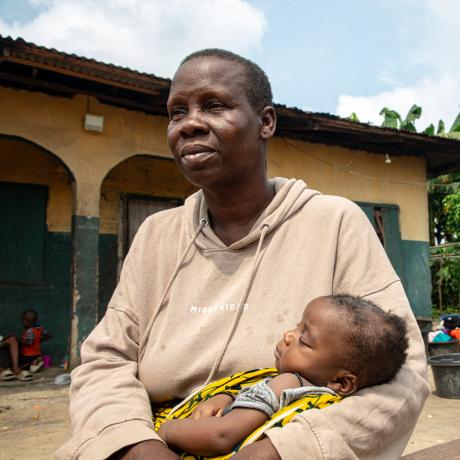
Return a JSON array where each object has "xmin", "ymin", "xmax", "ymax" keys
[{"xmin": 190, "ymin": 303, "xmax": 250, "ymax": 314}]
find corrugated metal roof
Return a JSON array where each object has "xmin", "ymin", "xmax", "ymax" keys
[
  {"xmin": 1, "ymin": 35, "xmax": 459, "ymax": 174},
  {"xmin": 0, "ymin": 35, "xmax": 170, "ymax": 93}
]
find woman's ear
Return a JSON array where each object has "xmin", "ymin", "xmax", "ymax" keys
[
  {"xmin": 259, "ymin": 106, "xmax": 277, "ymax": 140},
  {"xmin": 327, "ymin": 372, "xmax": 359, "ymax": 397}
]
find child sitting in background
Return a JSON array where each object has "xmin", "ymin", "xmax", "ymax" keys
[
  {"xmin": 157, "ymin": 294, "xmax": 408, "ymax": 458},
  {"xmin": 19, "ymin": 309, "xmax": 52, "ymax": 373}
]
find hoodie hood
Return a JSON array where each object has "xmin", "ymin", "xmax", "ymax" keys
[{"xmin": 185, "ymin": 178, "xmax": 320, "ymax": 250}]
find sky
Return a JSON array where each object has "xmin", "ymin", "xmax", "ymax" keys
[{"xmin": 0, "ymin": 0, "xmax": 459, "ymax": 130}]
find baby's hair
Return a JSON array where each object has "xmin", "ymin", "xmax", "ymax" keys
[
  {"xmin": 180, "ymin": 48, "xmax": 273, "ymax": 110},
  {"xmin": 324, "ymin": 294, "xmax": 408, "ymax": 388},
  {"xmin": 21, "ymin": 309, "xmax": 38, "ymax": 322}
]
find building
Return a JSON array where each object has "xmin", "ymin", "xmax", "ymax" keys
[{"xmin": 1, "ymin": 36, "xmax": 459, "ymax": 367}]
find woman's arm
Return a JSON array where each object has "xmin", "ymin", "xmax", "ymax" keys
[
  {"xmin": 111, "ymin": 440, "xmax": 179, "ymax": 459},
  {"xmin": 232, "ymin": 438, "xmax": 281, "ymax": 460},
  {"xmin": 56, "ymin": 249, "xmax": 169, "ymax": 459}
]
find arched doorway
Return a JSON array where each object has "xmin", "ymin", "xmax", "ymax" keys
[
  {"xmin": 98, "ymin": 154, "xmax": 196, "ymax": 319},
  {"xmin": 0, "ymin": 135, "xmax": 75, "ymax": 361}
]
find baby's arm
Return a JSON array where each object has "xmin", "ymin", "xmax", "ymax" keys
[
  {"xmin": 191, "ymin": 393, "xmax": 234, "ymax": 419},
  {"xmin": 158, "ymin": 408, "xmax": 267, "ymax": 455},
  {"xmin": 158, "ymin": 373, "xmax": 301, "ymax": 456}
]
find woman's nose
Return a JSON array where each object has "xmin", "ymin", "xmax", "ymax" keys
[{"xmin": 180, "ymin": 109, "xmax": 209, "ymax": 137}]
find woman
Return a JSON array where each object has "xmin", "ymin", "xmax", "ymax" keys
[{"xmin": 58, "ymin": 50, "xmax": 429, "ymax": 460}]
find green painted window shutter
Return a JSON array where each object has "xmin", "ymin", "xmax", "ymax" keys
[
  {"xmin": 381, "ymin": 206, "xmax": 403, "ymax": 277},
  {"xmin": 358, "ymin": 204, "xmax": 377, "ymax": 230},
  {"xmin": 357, "ymin": 202, "xmax": 403, "ymax": 278},
  {"xmin": 0, "ymin": 182, "xmax": 47, "ymax": 284}
]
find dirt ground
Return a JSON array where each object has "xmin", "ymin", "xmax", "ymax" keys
[{"xmin": 0, "ymin": 366, "xmax": 459, "ymax": 460}]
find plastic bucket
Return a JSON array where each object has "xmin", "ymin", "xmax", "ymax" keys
[
  {"xmin": 428, "ymin": 340, "xmax": 459, "ymax": 356},
  {"xmin": 428, "ymin": 353, "xmax": 460, "ymax": 399}
]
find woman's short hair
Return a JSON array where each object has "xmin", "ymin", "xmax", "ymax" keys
[{"xmin": 181, "ymin": 48, "xmax": 273, "ymax": 110}]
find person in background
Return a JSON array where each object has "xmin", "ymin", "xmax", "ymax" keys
[
  {"xmin": 0, "ymin": 333, "xmax": 33, "ymax": 381},
  {"xmin": 19, "ymin": 309, "xmax": 52, "ymax": 373}
]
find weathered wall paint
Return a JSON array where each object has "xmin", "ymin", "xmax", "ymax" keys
[
  {"xmin": 267, "ymin": 138, "xmax": 429, "ymax": 242},
  {"xmin": 98, "ymin": 234, "xmax": 118, "ymax": 320},
  {"xmin": 70, "ymin": 215, "xmax": 99, "ymax": 369},
  {"xmin": 1, "ymin": 87, "xmax": 428, "ymax": 240},
  {"xmin": 0, "ymin": 87, "xmax": 171, "ymax": 217},
  {"xmin": 0, "ymin": 138, "xmax": 73, "ymax": 232}
]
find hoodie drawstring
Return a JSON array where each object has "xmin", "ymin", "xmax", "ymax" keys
[
  {"xmin": 204, "ymin": 223, "xmax": 270, "ymax": 385},
  {"xmin": 138, "ymin": 218, "xmax": 208, "ymax": 360}
]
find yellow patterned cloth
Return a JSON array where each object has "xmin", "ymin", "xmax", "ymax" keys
[{"xmin": 152, "ymin": 368, "xmax": 342, "ymax": 459}]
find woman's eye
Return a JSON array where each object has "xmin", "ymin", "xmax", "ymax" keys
[
  {"xmin": 207, "ymin": 101, "xmax": 224, "ymax": 111},
  {"xmin": 169, "ymin": 107, "xmax": 186, "ymax": 120}
]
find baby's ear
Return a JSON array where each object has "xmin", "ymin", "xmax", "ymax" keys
[{"xmin": 327, "ymin": 372, "xmax": 358, "ymax": 397}]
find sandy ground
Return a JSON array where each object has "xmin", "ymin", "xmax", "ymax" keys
[{"xmin": 0, "ymin": 367, "xmax": 459, "ymax": 460}]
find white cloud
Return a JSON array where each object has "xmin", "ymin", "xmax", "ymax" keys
[
  {"xmin": 336, "ymin": 0, "xmax": 460, "ymax": 130},
  {"xmin": 0, "ymin": 0, "xmax": 267, "ymax": 77}
]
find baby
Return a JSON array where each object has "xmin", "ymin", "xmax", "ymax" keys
[{"xmin": 157, "ymin": 294, "xmax": 408, "ymax": 457}]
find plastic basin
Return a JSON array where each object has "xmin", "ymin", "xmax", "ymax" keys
[
  {"xmin": 428, "ymin": 340, "xmax": 459, "ymax": 356},
  {"xmin": 428, "ymin": 353, "xmax": 460, "ymax": 399}
]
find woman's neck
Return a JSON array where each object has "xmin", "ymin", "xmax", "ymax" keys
[{"xmin": 203, "ymin": 178, "xmax": 275, "ymax": 246}]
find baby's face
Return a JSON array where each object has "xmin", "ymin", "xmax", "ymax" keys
[{"xmin": 274, "ymin": 298, "xmax": 345, "ymax": 387}]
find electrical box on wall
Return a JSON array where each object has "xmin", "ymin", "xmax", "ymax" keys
[{"xmin": 84, "ymin": 114, "xmax": 104, "ymax": 132}]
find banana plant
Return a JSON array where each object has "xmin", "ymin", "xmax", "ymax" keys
[{"xmin": 349, "ymin": 104, "xmax": 460, "ymax": 138}]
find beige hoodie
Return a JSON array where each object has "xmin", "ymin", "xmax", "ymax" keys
[{"xmin": 57, "ymin": 178, "xmax": 429, "ymax": 460}]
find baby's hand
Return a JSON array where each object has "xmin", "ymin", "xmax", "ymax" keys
[
  {"xmin": 157, "ymin": 420, "xmax": 171, "ymax": 441},
  {"xmin": 191, "ymin": 393, "xmax": 234, "ymax": 419}
]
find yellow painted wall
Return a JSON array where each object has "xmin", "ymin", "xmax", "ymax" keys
[
  {"xmin": 0, "ymin": 87, "xmax": 173, "ymax": 216},
  {"xmin": 0, "ymin": 138, "xmax": 73, "ymax": 232},
  {"xmin": 100, "ymin": 156, "xmax": 197, "ymax": 234},
  {"xmin": 0, "ymin": 86, "xmax": 429, "ymax": 242},
  {"xmin": 268, "ymin": 138, "xmax": 429, "ymax": 242}
]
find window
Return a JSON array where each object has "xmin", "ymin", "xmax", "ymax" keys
[
  {"xmin": 357, "ymin": 202, "xmax": 403, "ymax": 277},
  {"xmin": 0, "ymin": 182, "xmax": 47, "ymax": 284}
]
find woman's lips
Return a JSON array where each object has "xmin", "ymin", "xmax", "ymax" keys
[{"xmin": 180, "ymin": 144, "xmax": 217, "ymax": 167}]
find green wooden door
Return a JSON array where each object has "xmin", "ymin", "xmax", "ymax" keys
[{"xmin": 0, "ymin": 182, "xmax": 47, "ymax": 284}]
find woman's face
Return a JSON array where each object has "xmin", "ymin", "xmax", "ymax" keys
[
  {"xmin": 166, "ymin": 56, "xmax": 271, "ymax": 189},
  {"xmin": 274, "ymin": 299, "xmax": 346, "ymax": 387}
]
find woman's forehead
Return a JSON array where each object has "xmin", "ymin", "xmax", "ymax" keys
[{"xmin": 171, "ymin": 57, "xmax": 247, "ymax": 94}]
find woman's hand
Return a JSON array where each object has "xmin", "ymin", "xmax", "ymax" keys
[
  {"xmin": 191, "ymin": 393, "xmax": 234, "ymax": 419},
  {"xmin": 231, "ymin": 438, "xmax": 281, "ymax": 459},
  {"xmin": 111, "ymin": 440, "xmax": 179, "ymax": 459}
]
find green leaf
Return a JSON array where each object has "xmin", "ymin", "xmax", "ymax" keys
[
  {"xmin": 380, "ymin": 107, "xmax": 401, "ymax": 129},
  {"xmin": 437, "ymin": 119, "xmax": 445, "ymax": 135},
  {"xmin": 404, "ymin": 104, "xmax": 422, "ymax": 124},
  {"xmin": 423, "ymin": 124, "xmax": 435, "ymax": 136},
  {"xmin": 400, "ymin": 104, "xmax": 422, "ymax": 132},
  {"xmin": 443, "ymin": 132, "xmax": 460, "ymax": 140},
  {"xmin": 449, "ymin": 111, "xmax": 460, "ymax": 133},
  {"xmin": 347, "ymin": 112, "xmax": 360, "ymax": 122}
]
